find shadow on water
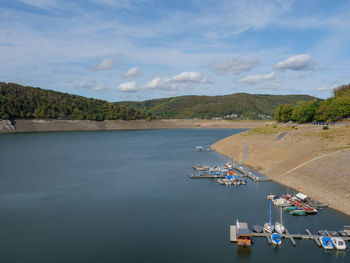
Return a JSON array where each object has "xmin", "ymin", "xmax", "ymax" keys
[{"xmin": 237, "ymin": 246, "xmax": 251, "ymax": 257}]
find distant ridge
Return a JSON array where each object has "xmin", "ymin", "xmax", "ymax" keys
[
  {"xmin": 117, "ymin": 93, "xmax": 320, "ymax": 119},
  {"xmin": 0, "ymin": 82, "xmax": 153, "ymax": 121}
]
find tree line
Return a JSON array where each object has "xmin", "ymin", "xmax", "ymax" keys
[
  {"xmin": 118, "ymin": 93, "xmax": 317, "ymax": 119},
  {"xmin": 0, "ymin": 82, "xmax": 154, "ymax": 121},
  {"xmin": 275, "ymin": 84, "xmax": 350, "ymax": 123}
]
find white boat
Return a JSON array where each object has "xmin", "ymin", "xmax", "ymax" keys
[
  {"xmin": 272, "ymin": 198, "xmax": 291, "ymax": 207},
  {"xmin": 275, "ymin": 206, "xmax": 286, "ymax": 234},
  {"xmin": 267, "ymin": 194, "xmax": 275, "ymax": 200},
  {"xmin": 271, "ymin": 233, "xmax": 282, "ymax": 245},
  {"xmin": 264, "ymin": 222, "xmax": 274, "ymax": 234},
  {"xmin": 331, "ymin": 237, "xmax": 347, "ymax": 250},
  {"xmin": 264, "ymin": 199, "xmax": 274, "ymax": 233},
  {"xmin": 319, "ymin": 236, "xmax": 334, "ymax": 250}
]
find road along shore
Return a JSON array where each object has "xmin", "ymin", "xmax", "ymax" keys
[{"xmin": 211, "ymin": 123, "xmax": 350, "ymax": 216}]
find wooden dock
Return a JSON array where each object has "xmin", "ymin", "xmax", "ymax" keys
[{"xmin": 230, "ymin": 225, "xmax": 237, "ymax": 242}]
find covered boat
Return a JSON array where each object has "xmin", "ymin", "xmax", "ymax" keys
[
  {"xmin": 253, "ymin": 225, "xmax": 263, "ymax": 233},
  {"xmin": 319, "ymin": 236, "xmax": 334, "ymax": 250},
  {"xmin": 271, "ymin": 233, "xmax": 282, "ymax": 245},
  {"xmin": 331, "ymin": 237, "xmax": 347, "ymax": 250}
]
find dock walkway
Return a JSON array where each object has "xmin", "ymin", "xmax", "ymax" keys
[{"xmin": 250, "ymin": 229, "xmax": 350, "ymax": 246}]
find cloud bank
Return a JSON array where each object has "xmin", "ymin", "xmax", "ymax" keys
[
  {"xmin": 211, "ymin": 58, "xmax": 257, "ymax": 75},
  {"xmin": 123, "ymin": 67, "xmax": 140, "ymax": 78},
  {"xmin": 239, "ymin": 72, "xmax": 276, "ymax": 84},
  {"xmin": 275, "ymin": 54, "xmax": 314, "ymax": 71}
]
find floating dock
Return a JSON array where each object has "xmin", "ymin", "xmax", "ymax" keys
[
  {"xmin": 234, "ymin": 165, "xmax": 271, "ymax": 182},
  {"xmin": 188, "ymin": 173, "xmax": 225, "ymax": 179},
  {"xmin": 249, "ymin": 228, "xmax": 350, "ymax": 246}
]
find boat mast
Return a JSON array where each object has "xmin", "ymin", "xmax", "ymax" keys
[
  {"xmin": 280, "ymin": 206, "xmax": 282, "ymax": 225},
  {"xmin": 270, "ymin": 199, "xmax": 272, "ymax": 226}
]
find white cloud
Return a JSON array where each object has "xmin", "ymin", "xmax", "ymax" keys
[
  {"xmin": 275, "ymin": 54, "xmax": 314, "ymax": 71},
  {"xmin": 92, "ymin": 85, "xmax": 105, "ymax": 91},
  {"xmin": 316, "ymin": 84, "xmax": 338, "ymax": 92},
  {"xmin": 75, "ymin": 81, "xmax": 105, "ymax": 91},
  {"xmin": 97, "ymin": 58, "xmax": 116, "ymax": 71},
  {"xmin": 18, "ymin": 0, "xmax": 59, "ymax": 8},
  {"xmin": 239, "ymin": 72, "xmax": 276, "ymax": 84},
  {"xmin": 172, "ymin": 72, "xmax": 202, "ymax": 82},
  {"xmin": 143, "ymin": 77, "xmax": 166, "ymax": 90},
  {"xmin": 211, "ymin": 58, "xmax": 257, "ymax": 75},
  {"xmin": 201, "ymin": 77, "xmax": 215, "ymax": 84},
  {"xmin": 123, "ymin": 67, "xmax": 140, "ymax": 78},
  {"xmin": 140, "ymin": 71, "xmax": 213, "ymax": 92},
  {"xmin": 116, "ymin": 81, "xmax": 138, "ymax": 92}
]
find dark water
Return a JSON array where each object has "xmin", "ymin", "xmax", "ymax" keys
[{"xmin": 0, "ymin": 129, "xmax": 349, "ymax": 263}]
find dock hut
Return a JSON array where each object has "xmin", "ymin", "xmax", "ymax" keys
[
  {"xmin": 236, "ymin": 220, "xmax": 252, "ymax": 246},
  {"xmin": 195, "ymin": 146, "xmax": 203, "ymax": 151}
]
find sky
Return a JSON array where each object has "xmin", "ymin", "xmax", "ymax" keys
[{"xmin": 0, "ymin": 0, "xmax": 350, "ymax": 102}]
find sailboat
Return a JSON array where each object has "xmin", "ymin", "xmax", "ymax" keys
[
  {"xmin": 264, "ymin": 199, "xmax": 274, "ymax": 233},
  {"xmin": 275, "ymin": 206, "xmax": 285, "ymax": 234}
]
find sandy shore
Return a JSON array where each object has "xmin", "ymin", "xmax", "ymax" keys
[
  {"xmin": 212, "ymin": 123, "xmax": 350, "ymax": 216},
  {"xmin": 0, "ymin": 119, "xmax": 272, "ymax": 133}
]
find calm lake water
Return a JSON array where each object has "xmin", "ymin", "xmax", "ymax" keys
[{"xmin": 0, "ymin": 129, "xmax": 349, "ymax": 263}]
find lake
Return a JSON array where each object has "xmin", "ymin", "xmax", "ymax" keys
[{"xmin": 0, "ymin": 129, "xmax": 349, "ymax": 262}]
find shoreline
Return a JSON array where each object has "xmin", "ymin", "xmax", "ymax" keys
[
  {"xmin": 0, "ymin": 119, "xmax": 272, "ymax": 133},
  {"xmin": 211, "ymin": 123, "xmax": 350, "ymax": 216}
]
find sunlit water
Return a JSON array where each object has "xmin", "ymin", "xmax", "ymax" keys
[{"xmin": 0, "ymin": 129, "xmax": 349, "ymax": 262}]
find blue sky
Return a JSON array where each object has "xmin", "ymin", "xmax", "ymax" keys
[{"xmin": 1, "ymin": 0, "xmax": 350, "ymax": 102}]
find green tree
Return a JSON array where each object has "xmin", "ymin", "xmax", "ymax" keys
[{"xmin": 275, "ymin": 104, "xmax": 293, "ymax": 122}]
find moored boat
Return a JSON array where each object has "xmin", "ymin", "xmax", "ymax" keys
[
  {"xmin": 264, "ymin": 222, "xmax": 274, "ymax": 234},
  {"xmin": 284, "ymin": 206, "xmax": 299, "ymax": 211},
  {"xmin": 319, "ymin": 236, "xmax": 334, "ymax": 250},
  {"xmin": 331, "ymin": 237, "xmax": 347, "ymax": 250},
  {"xmin": 271, "ymin": 233, "xmax": 282, "ymax": 245},
  {"xmin": 272, "ymin": 198, "xmax": 291, "ymax": 207},
  {"xmin": 290, "ymin": 210, "xmax": 306, "ymax": 216},
  {"xmin": 274, "ymin": 206, "xmax": 285, "ymax": 234},
  {"xmin": 264, "ymin": 199, "xmax": 274, "ymax": 233},
  {"xmin": 253, "ymin": 225, "xmax": 263, "ymax": 233}
]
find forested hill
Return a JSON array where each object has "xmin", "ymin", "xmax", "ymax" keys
[
  {"xmin": 0, "ymin": 82, "xmax": 153, "ymax": 121},
  {"xmin": 117, "ymin": 93, "xmax": 319, "ymax": 119}
]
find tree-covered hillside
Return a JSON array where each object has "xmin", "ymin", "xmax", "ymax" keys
[
  {"xmin": 0, "ymin": 82, "xmax": 153, "ymax": 121},
  {"xmin": 275, "ymin": 84, "xmax": 350, "ymax": 123},
  {"xmin": 117, "ymin": 93, "xmax": 318, "ymax": 119}
]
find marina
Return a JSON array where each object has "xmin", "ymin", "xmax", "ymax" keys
[{"xmin": 231, "ymin": 221, "xmax": 350, "ymax": 249}]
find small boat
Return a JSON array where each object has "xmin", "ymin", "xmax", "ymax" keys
[
  {"xmin": 264, "ymin": 199, "xmax": 274, "ymax": 233},
  {"xmin": 338, "ymin": 230, "xmax": 348, "ymax": 237},
  {"xmin": 331, "ymin": 237, "xmax": 347, "ymax": 250},
  {"xmin": 318, "ymin": 230, "xmax": 327, "ymax": 236},
  {"xmin": 304, "ymin": 206, "xmax": 317, "ymax": 214},
  {"xmin": 329, "ymin": 231, "xmax": 338, "ymax": 236},
  {"xmin": 271, "ymin": 233, "xmax": 282, "ymax": 245},
  {"xmin": 253, "ymin": 225, "xmax": 263, "ymax": 233},
  {"xmin": 284, "ymin": 206, "xmax": 299, "ymax": 211},
  {"xmin": 275, "ymin": 206, "xmax": 285, "ymax": 234},
  {"xmin": 343, "ymin": 225, "xmax": 350, "ymax": 236},
  {"xmin": 267, "ymin": 194, "xmax": 275, "ymax": 200},
  {"xmin": 272, "ymin": 198, "xmax": 291, "ymax": 207},
  {"xmin": 319, "ymin": 236, "xmax": 334, "ymax": 250},
  {"xmin": 290, "ymin": 210, "xmax": 306, "ymax": 216},
  {"xmin": 264, "ymin": 223, "xmax": 274, "ymax": 234}
]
